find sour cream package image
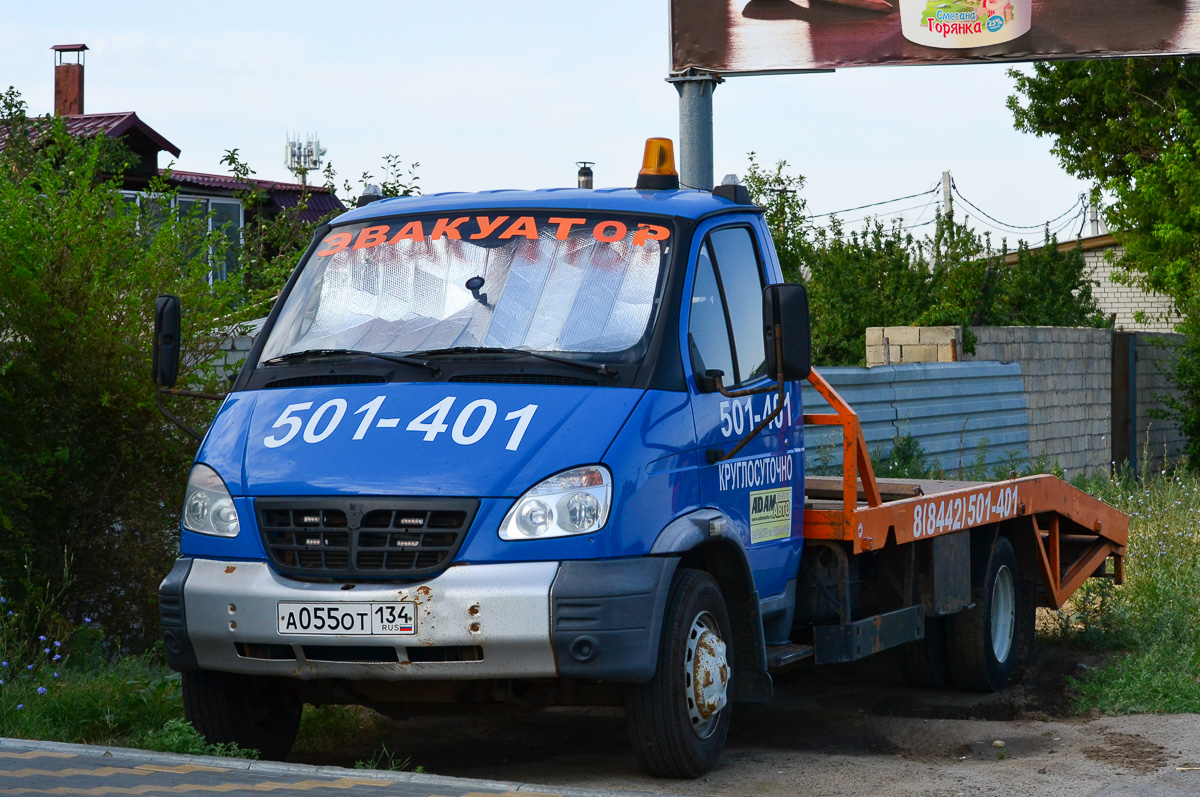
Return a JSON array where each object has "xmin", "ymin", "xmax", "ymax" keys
[{"xmin": 901, "ymin": 0, "xmax": 1032, "ymax": 48}]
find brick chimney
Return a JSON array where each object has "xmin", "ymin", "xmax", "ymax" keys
[{"xmin": 52, "ymin": 44, "xmax": 88, "ymax": 116}]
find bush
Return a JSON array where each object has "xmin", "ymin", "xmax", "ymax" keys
[{"xmin": 0, "ymin": 88, "xmax": 268, "ymax": 646}]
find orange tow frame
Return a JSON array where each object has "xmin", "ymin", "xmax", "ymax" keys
[{"xmin": 801, "ymin": 368, "xmax": 1129, "ymax": 609}]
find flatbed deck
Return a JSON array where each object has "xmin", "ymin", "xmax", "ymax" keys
[{"xmin": 801, "ymin": 369, "xmax": 1129, "ymax": 610}]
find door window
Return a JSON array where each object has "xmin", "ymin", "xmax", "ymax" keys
[
  {"xmin": 708, "ymin": 227, "xmax": 767, "ymax": 384},
  {"xmin": 687, "ymin": 242, "xmax": 735, "ymax": 383}
]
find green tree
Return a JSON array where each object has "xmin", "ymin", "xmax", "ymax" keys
[
  {"xmin": 1009, "ymin": 59, "xmax": 1200, "ymax": 462},
  {"xmin": 805, "ymin": 217, "xmax": 936, "ymax": 365},
  {"xmin": 744, "ymin": 155, "xmax": 1106, "ymax": 366},
  {"xmin": 0, "ymin": 88, "xmax": 269, "ymax": 645},
  {"xmin": 743, "ymin": 153, "xmax": 808, "ymax": 283}
]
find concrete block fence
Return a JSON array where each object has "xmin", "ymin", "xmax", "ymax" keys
[{"xmin": 867, "ymin": 325, "xmax": 1185, "ymax": 475}]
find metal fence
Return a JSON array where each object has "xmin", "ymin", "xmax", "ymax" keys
[{"xmin": 802, "ymin": 362, "xmax": 1031, "ymax": 477}]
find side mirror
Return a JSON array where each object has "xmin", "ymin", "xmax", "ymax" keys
[
  {"xmin": 763, "ymin": 283, "xmax": 811, "ymax": 382},
  {"xmin": 153, "ymin": 294, "xmax": 181, "ymax": 388}
]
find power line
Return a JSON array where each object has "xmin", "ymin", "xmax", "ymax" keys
[
  {"xmin": 809, "ymin": 186, "xmax": 939, "ymax": 220},
  {"xmin": 840, "ymin": 200, "xmax": 940, "ymax": 228},
  {"xmin": 905, "ymin": 188, "xmax": 940, "ymax": 229},
  {"xmin": 807, "ymin": 173, "xmax": 1091, "ymax": 241},
  {"xmin": 951, "ymin": 180, "xmax": 1084, "ymax": 233}
]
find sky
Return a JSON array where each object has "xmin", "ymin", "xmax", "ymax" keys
[{"xmin": 1, "ymin": 1, "xmax": 1095, "ymax": 245}]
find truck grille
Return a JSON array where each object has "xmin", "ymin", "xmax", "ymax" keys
[{"xmin": 255, "ymin": 497, "xmax": 479, "ymax": 580}]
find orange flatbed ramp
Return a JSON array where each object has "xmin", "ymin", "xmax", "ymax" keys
[{"xmin": 802, "ymin": 369, "xmax": 1129, "ymax": 611}]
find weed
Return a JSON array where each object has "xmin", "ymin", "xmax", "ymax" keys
[
  {"xmin": 354, "ymin": 743, "xmax": 419, "ymax": 772},
  {"xmin": 0, "ymin": 655, "xmax": 184, "ymax": 744},
  {"xmin": 139, "ymin": 718, "xmax": 258, "ymax": 759},
  {"xmin": 293, "ymin": 705, "xmax": 396, "ymax": 756},
  {"xmin": 876, "ymin": 433, "xmax": 942, "ymax": 479}
]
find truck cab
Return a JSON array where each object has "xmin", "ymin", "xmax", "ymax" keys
[{"xmin": 159, "ymin": 142, "xmax": 808, "ymax": 776}]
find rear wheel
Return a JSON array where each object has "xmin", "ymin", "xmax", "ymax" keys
[
  {"xmin": 898, "ymin": 614, "xmax": 952, "ymax": 688},
  {"xmin": 183, "ymin": 670, "xmax": 302, "ymax": 760},
  {"xmin": 948, "ymin": 536, "xmax": 1019, "ymax": 691},
  {"xmin": 626, "ymin": 569, "xmax": 732, "ymax": 778},
  {"xmin": 1006, "ymin": 567, "xmax": 1037, "ymax": 682}
]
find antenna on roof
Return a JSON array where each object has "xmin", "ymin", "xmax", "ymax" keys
[{"xmin": 284, "ymin": 133, "xmax": 326, "ymax": 186}]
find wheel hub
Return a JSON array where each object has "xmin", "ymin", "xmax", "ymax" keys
[
  {"xmin": 684, "ymin": 612, "xmax": 729, "ymax": 738},
  {"xmin": 991, "ymin": 565, "xmax": 1015, "ymax": 662}
]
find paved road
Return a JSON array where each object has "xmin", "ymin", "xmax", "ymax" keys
[{"xmin": 0, "ymin": 738, "xmax": 671, "ymax": 797}]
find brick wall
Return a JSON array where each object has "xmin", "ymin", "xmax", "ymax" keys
[
  {"xmin": 215, "ymin": 319, "xmax": 263, "ymax": 382},
  {"xmin": 1084, "ymin": 243, "xmax": 1181, "ymax": 333}
]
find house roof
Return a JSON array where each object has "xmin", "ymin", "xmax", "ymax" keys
[
  {"xmin": 1002, "ymin": 233, "xmax": 1118, "ymax": 265},
  {"xmin": 63, "ymin": 112, "xmax": 180, "ymax": 156},
  {"xmin": 269, "ymin": 186, "xmax": 345, "ymax": 222},
  {"xmin": 161, "ymin": 169, "xmax": 344, "ymax": 222},
  {"xmin": 162, "ymin": 169, "xmax": 340, "ymax": 196}
]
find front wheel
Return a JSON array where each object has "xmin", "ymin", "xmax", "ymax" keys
[
  {"xmin": 182, "ymin": 670, "xmax": 302, "ymax": 760},
  {"xmin": 626, "ymin": 569, "xmax": 733, "ymax": 778},
  {"xmin": 948, "ymin": 536, "xmax": 1020, "ymax": 692}
]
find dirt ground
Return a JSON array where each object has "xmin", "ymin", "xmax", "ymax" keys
[{"xmin": 295, "ymin": 646, "xmax": 1200, "ymax": 796}]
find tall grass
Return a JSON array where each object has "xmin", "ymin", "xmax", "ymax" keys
[
  {"xmin": 0, "ymin": 571, "xmax": 251, "ymax": 756},
  {"xmin": 1057, "ymin": 468, "xmax": 1200, "ymax": 714}
]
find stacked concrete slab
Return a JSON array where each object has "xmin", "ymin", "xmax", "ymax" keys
[{"xmin": 866, "ymin": 326, "xmax": 961, "ymax": 366}]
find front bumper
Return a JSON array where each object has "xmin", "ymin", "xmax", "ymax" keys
[
  {"xmin": 160, "ymin": 555, "xmax": 677, "ymax": 683},
  {"xmin": 167, "ymin": 558, "xmax": 559, "ymax": 680}
]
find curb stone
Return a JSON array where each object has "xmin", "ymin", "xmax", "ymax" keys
[{"xmin": 0, "ymin": 737, "xmax": 687, "ymax": 797}]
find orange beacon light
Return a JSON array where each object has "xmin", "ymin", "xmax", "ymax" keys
[{"xmin": 636, "ymin": 138, "xmax": 680, "ymax": 190}]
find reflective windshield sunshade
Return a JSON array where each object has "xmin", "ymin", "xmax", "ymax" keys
[{"xmin": 259, "ymin": 214, "xmax": 673, "ymax": 364}]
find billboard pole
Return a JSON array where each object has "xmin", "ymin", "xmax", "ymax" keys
[{"xmin": 667, "ymin": 70, "xmax": 723, "ymax": 191}]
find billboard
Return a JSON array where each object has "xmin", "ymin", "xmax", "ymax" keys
[{"xmin": 671, "ymin": 0, "xmax": 1200, "ymax": 73}]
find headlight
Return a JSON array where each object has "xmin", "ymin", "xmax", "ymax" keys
[
  {"xmin": 499, "ymin": 465, "xmax": 612, "ymax": 540},
  {"xmin": 182, "ymin": 464, "xmax": 241, "ymax": 537}
]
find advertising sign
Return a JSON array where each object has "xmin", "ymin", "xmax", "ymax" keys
[{"xmin": 671, "ymin": 0, "xmax": 1200, "ymax": 73}]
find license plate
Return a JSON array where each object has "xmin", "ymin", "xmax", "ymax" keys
[{"xmin": 277, "ymin": 602, "xmax": 417, "ymax": 635}]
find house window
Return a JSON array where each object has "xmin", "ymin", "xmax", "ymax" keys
[
  {"xmin": 209, "ymin": 200, "xmax": 243, "ymax": 282},
  {"xmin": 119, "ymin": 191, "xmax": 243, "ymax": 282}
]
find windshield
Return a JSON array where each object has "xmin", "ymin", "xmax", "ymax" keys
[{"xmin": 258, "ymin": 212, "xmax": 674, "ymax": 365}]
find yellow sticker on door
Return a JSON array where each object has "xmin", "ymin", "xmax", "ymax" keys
[{"xmin": 750, "ymin": 487, "xmax": 792, "ymax": 544}]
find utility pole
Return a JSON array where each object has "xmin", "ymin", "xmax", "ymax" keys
[
  {"xmin": 667, "ymin": 70, "xmax": 724, "ymax": 191},
  {"xmin": 942, "ymin": 171, "xmax": 952, "ymax": 215},
  {"xmin": 1090, "ymin": 202, "xmax": 1100, "ymax": 236}
]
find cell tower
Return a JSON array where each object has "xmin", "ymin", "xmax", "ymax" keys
[{"xmin": 284, "ymin": 133, "xmax": 327, "ymax": 185}]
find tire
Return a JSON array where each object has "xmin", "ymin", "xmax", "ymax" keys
[
  {"xmin": 183, "ymin": 670, "xmax": 302, "ymax": 760},
  {"xmin": 626, "ymin": 569, "xmax": 733, "ymax": 778},
  {"xmin": 947, "ymin": 536, "xmax": 1020, "ymax": 692},
  {"xmin": 898, "ymin": 614, "xmax": 952, "ymax": 689},
  {"xmin": 1010, "ymin": 574, "xmax": 1037, "ymax": 683}
]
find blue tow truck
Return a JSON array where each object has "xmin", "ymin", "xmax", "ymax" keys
[{"xmin": 153, "ymin": 139, "xmax": 1128, "ymax": 777}]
